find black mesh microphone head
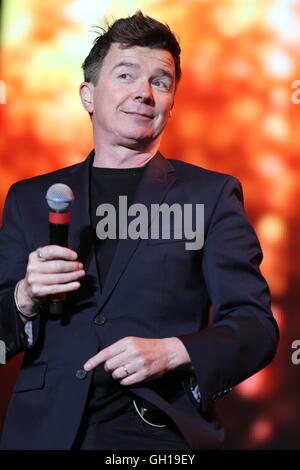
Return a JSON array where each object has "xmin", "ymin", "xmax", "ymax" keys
[{"xmin": 46, "ymin": 184, "xmax": 74, "ymax": 213}]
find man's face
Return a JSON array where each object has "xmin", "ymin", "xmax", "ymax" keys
[{"xmin": 81, "ymin": 43, "xmax": 176, "ymax": 149}]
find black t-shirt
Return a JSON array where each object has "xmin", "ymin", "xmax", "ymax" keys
[{"xmin": 86, "ymin": 164, "xmax": 146, "ymax": 424}]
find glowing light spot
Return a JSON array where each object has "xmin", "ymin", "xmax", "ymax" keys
[
  {"xmin": 65, "ymin": 0, "xmax": 109, "ymax": 22},
  {"xmin": 228, "ymin": 98, "xmax": 262, "ymax": 125},
  {"xmin": 212, "ymin": 1, "xmax": 261, "ymax": 37},
  {"xmin": 265, "ymin": 0, "xmax": 300, "ymax": 43},
  {"xmin": 263, "ymin": 113, "xmax": 289, "ymax": 141},
  {"xmin": 191, "ymin": 39, "xmax": 220, "ymax": 86},
  {"xmin": 269, "ymin": 86, "xmax": 290, "ymax": 110},
  {"xmin": 250, "ymin": 418, "xmax": 274, "ymax": 443},
  {"xmin": 0, "ymin": 81, "xmax": 6, "ymax": 104},
  {"xmin": 258, "ymin": 154, "xmax": 287, "ymax": 180},
  {"xmin": 263, "ymin": 49, "xmax": 293, "ymax": 79},
  {"xmin": 256, "ymin": 214, "xmax": 286, "ymax": 243},
  {"xmin": 224, "ymin": 59, "xmax": 252, "ymax": 79},
  {"xmin": 236, "ymin": 371, "xmax": 266, "ymax": 399},
  {"xmin": 2, "ymin": 9, "xmax": 32, "ymax": 43}
]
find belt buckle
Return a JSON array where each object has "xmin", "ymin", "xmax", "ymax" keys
[{"xmin": 133, "ymin": 399, "xmax": 168, "ymax": 428}]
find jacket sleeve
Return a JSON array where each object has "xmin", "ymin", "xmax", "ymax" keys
[
  {"xmin": 0, "ymin": 184, "xmax": 39, "ymax": 362},
  {"xmin": 178, "ymin": 176, "xmax": 279, "ymax": 414}
]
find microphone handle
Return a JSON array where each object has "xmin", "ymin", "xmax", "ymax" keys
[
  {"xmin": 49, "ymin": 223, "xmax": 69, "ymax": 248},
  {"xmin": 49, "ymin": 219, "xmax": 69, "ymax": 315}
]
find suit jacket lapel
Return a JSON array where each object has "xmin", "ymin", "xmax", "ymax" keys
[{"xmin": 63, "ymin": 150, "xmax": 103, "ymax": 313}]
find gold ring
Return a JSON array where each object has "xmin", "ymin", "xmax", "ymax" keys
[{"xmin": 123, "ymin": 366, "xmax": 129, "ymax": 376}]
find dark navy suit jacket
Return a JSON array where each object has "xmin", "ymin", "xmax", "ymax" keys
[{"xmin": 0, "ymin": 151, "xmax": 279, "ymax": 449}]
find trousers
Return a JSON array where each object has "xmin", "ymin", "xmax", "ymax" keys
[{"xmin": 72, "ymin": 402, "xmax": 190, "ymax": 450}]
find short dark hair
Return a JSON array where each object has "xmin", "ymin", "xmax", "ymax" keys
[{"xmin": 82, "ymin": 10, "xmax": 181, "ymax": 86}]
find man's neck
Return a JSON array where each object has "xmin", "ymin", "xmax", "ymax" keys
[{"xmin": 92, "ymin": 140, "xmax": 160, "ymax": 169}]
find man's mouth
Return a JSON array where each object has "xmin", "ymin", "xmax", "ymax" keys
[{"xmin": 123, "ymin": 111, "xmax": 154, "ymax": 120}]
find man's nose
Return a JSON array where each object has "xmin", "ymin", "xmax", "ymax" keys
[{"xmin": 133, "ymin": 80, "xmax": 154, "ymax": 104}]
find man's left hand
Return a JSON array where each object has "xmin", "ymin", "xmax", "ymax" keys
[{"xmin": 83, "ymin": 336, "xmax": 192, "ymax": 386}]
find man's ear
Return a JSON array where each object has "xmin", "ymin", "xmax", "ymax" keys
[
  {"xmin": 168, "ymin": 99, "xmax": 175, "ymax": 118},
  {"xmin": 79, "ymin": 82, "xmax": 94, "ymax": 113}
]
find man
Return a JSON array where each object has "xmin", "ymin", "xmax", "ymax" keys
[{"xmin": 0, "ymin": 11, "xmax": 279, "ymax": 450}]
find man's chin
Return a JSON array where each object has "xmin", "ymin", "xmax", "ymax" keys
[{"xmin": 119, "ymin": 133, "xmax": 158, "ymax": 149}]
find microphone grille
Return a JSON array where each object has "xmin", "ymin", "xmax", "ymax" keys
[{"xmin": 46, "ymin": 183, "xmax": 74, "ymax": 212}]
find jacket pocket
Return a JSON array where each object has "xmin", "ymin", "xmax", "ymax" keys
[
  {"xmin": 147, "ymin": 231, "xmax": 189, "ymax": 245},
  {"xmin": 14, "ymin": 362, "xmax": 47, "ymax": 392}
]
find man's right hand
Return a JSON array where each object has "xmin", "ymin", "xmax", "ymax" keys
[{"xmin": 16, "ymin": 245, "xmax": 85, "ymax": 316}]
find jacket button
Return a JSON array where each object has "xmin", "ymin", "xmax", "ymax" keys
[
  {"xmin": 94, "ymin": 314, "xmax": 106, "ymax": 325},
  {"xmin": 75, "ymin": 368, "xmax": 87, "ymax": 380}
]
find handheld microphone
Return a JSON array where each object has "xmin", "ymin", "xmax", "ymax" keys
[{"xmin": 45, "ymin": 183, "xmax": 74, "ymax": 315}]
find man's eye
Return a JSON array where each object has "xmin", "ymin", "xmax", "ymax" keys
[
  {"xmin": 153, "ymin": 80, "xmax": 169, "ymax": 89},
  {"xmin": 119, "ymin": 73, "xmax": 131, "ymax": 79}
]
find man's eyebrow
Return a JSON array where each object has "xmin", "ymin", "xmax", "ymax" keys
[
  {"xmin": 152, "ymin": 68, "xmax": 174, "ymax": 81},
  {"xmin": 111, "ymin": 62, "xmax": 174, "ymax": 80},
  {"xmin": 111, "ymin": 62, "xmax": 139, "ymax": 72}
]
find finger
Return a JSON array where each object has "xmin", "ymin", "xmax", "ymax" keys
[
  {"xmin": 28, "ymin": 270, "xmax": 85, "ymax": 286},
  {"xmin": 84, "ymin": 338, "xmax": 130, "ymax": 371},
  {"xmin": 31, "ymin": 281, "xmax": 81, "ymax": 298},
  {"xmin": 28, "ymin": 259, "xmax": 83, "ymax": 274},
  {"xmin": 83, "ymin": 352, "xmax": 102, "ymax": 371},
  {"xmin": 111, "ymin": 366, "xmax": 129, "ymax": 380},
  {"xmin": 120, "ymin": 372, "xmax": 142, "ymax": 386},
  {"xmin": 104, "ymin": 352, "xmax": 129, "ymax": 373},
  {"xmin": 83, "ymin": 344, "xmax": 125, "ymax": 371},
  {"xmin": 111, "ymin": 365, "xmax": 132, "ymax": 380},
  {"xmin": 33, "ymin": 246, "xmax": 78, "ymax": 261}
]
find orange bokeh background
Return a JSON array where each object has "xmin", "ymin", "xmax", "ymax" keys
[{"xmin": 1, "ymin": 0, "xmax": 300, "ymax": 449}]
